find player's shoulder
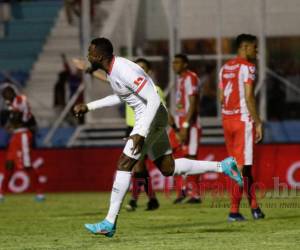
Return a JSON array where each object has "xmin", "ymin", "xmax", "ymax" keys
[
  {"xmin": 239, "ymin": 60, "xmax": 256, "ymax": 74},
  {"xmin": 185, "ymin": 70, "xmax": 199, "ymax": 81},
  {"xmin": 14, "ymin": 95, "xmax": 26, "ymax": 104},
  {"xmin": 224, "ymin": 58, "xmax": 255, "ymax": 72},
  {"xmin": 222, "ymin": 58, "xmax": 240, "ymax": 71},
  {"xmin": 115, "ymin": 56, "xmax": 142, "ymax": 74}
]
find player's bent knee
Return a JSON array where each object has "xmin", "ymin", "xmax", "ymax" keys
[
  {"xmin": 132, "ymin": 160, "xmax": 147, "ymax": 174},
  {"xmin": 154, "ymin": 154, "xmax": 175, "ymax": 177},
  {"xmin": 117, "ymin": 153, "xmax": 138, "ymax": 172}
]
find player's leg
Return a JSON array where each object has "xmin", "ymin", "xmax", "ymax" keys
[
  {"xmin": 240, "ymin": 120, "xmax": 264, "ymax": 220},
  {"xmin": 150, "ymin": 130, "xmax": 242, "ymax": 185},
  {"xmin": 1, "ymin": 133, "xmax": 18, "ymax": 201},
  {"xmin": 139, "ymin": 161, "xmax": 159, "ymax": 211},
  {"xmin": 85, "ymin": 138, "xmax": 139, "ymax": 237},
  {"xmin": 126, "ymin": 158, "xmax": 159, "ymax": 211},
  {"xmin": 32, "ymin": 157, "xmax": 46, "ymax": 201},
  {"xmin": 0, "ymin": 161, "xmax": 15, "ymax": 201},
  {"xmin": 168, "ymin": 128, "xmax": 186, "ymax": 204},
  {"xmin": 126, "ymin": 160, "xmax": 145, "ymax": 211},
  {"xmin": 26, "ymin": 165, "xmax": 45, "ymax": 202},
  {"xmin": 173, "ymin": 175, "xmax": 186, "ymax": 204},
  {"xmin": 224, "ymin": 119, "xmax": 246, "ymax": 221},
  {"xmin": 242, "ymin": 165, "xmax": 264, "ymax": 219},
  {"xmin": 185, "ymin": 126, "xmax": 202, "ymax": 204}
]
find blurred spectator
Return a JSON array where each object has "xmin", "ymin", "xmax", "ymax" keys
[
  {"xmin": 53, "ymin": 58, "xmax": 68, "ymax": 115},
  {"xmin": 199, "ymin": 65, "xmax": 217, "ymax": 117},
  {"xmin": 64, "ymin": 0, "xmax": 80, "ymax": 25},
  {"xmin": 64, "ymin": 0, "xmax": 100, "ymax": 25},
  {"xmin": 61, "ymin": 54, "xmax": 84, "ymax": 124}
]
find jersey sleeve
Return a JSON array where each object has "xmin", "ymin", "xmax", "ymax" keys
[
  {"xmin": 185, "ymin": 74, "xmax": 199, "ymax": 96},
  {"xmin": 241, "ymin": 64, "xmax": 256, "ymax": 85}
]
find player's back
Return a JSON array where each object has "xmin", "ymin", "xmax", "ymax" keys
[{"xmin": 220, "ymin": 57, "xmax": 255, "ymax": 119}]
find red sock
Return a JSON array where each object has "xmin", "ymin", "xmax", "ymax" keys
[
  {"xmin": 174, "ymin": 175, "xmax": 185, "ymax": 197},
  {"xmin": 186, "ymin": 175, "xmax": 200, "ymax": 198},
  {"xmin": 131, "ymin": 176, "xmax": 141, "ymax": 201},
  {"xmin": 230, "ymin": 181, "xmax": 243, "ymax": 213},
  {"xmin": 144, "ymin": 175, "xmax": 156, "ymax": 199},
  {"xmin": 26, "ymin": 167, "xmax": 44, "ymax": 195}
]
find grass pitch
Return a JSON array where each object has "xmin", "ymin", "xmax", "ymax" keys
[{"xmin": 0, "ymin": 192, "xmax": 300, "ymax": 250}]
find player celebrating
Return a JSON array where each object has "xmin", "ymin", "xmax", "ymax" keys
[
  {"xmin": 74, "ymin": 37, "xmax": 243, "ymax": 237},
  {"xmin": 218, "ymin": 34, "xmax": 265, "ymax": 221},
  {"xmin": 170, "ymin": 54, "xmax": 202, "ymax": 204}
]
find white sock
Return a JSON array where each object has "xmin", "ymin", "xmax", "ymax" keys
[
  {"xmin": 105, "ymin": 170, "xmax": 131, "ymax": 224},
  {"xmin": 173, "ymin": 158, "xmax": 222, "ymax": 176}
]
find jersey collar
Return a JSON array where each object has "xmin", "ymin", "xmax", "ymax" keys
[{"xmin": 108, "ymin": 56, "xmax": 115, "ymax": 75}]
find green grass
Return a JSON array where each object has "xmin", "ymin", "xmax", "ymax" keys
[{"xmin": 1, "ymin": 192, "xmax": 300, "ymax": 250}]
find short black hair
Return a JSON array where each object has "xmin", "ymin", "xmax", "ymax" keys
[
  {"xmin": 2, "ymin": 85, "xmax": 16, "ymax": 96},
  {"xmin": 135, "ymin": 58, "xmax": 152, "ymax": 70},
  {"xmin": 91, "ymin": 37, "xmax": 113, "ymax": 58},
  {"xmin": 235, "ymin": 34, "xmax": 257, "ymax": 49},
  {"xmin": 175, "ymin": 54, "xmax": 189, "ymax": 64}
]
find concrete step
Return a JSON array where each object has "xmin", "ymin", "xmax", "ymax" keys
[{"xmin": 43, "ymin": 42, "xmax": 80, "ymax": 51}]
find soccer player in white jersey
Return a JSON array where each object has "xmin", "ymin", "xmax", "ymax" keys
[{"xmin": 73, "ymin": 37, "xmax": 243, "ymax": 238}]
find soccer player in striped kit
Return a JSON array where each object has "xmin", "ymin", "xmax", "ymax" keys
[
  {"xmin": 218, "ymin": 34, "xmax": 265, "ymax": 221},
  {"xmin": 170, "ymin": 54, "xmax": 202, "ymax": 204}
]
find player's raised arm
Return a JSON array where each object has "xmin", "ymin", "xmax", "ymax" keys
[{"xmin": 72, "ymin": 58, "xmax": 108, "ymax": 82}]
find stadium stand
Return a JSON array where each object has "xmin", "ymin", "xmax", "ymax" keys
[{"xmin": 0, "ymin": 1, "xmax": 62, "ymax": 86}]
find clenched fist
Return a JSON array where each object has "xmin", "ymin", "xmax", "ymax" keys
[{"xmin": 73, "ymin": 103, "xmax": 89, "ymax": 118}]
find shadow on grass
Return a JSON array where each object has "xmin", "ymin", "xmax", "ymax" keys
[
  {"xmin": 264, "ymin": 214, "xmax": 300, "ymax": 221},
  {"xmin": 51, "ymin": 211, "xmax": 104, "ymax": 218}
]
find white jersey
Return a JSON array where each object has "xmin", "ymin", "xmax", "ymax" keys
[{"xmin": 107, "ymin": 56, "xmax": 165, "ymax": 137}]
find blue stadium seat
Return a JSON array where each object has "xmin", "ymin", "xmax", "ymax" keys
[{"xmin": 0, "ymin": 1, "xmax": 62, "ymax": 86}]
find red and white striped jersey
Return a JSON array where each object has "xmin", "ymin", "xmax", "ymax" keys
[
  {"xmin": 219, "ymin": 57, "xmax": 256, "ymax": 119},
  {"xmin": 175, "ymin": 70, "xmax": 200, "ymax": 126},
  {"xmin": 10, "ymin": 94, "xmax": 33, "ymax": 123}
]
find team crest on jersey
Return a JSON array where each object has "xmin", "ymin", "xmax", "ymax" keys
[{"xmin": 249, "ymin": 66, "xmax": 255, "ymax": 73}]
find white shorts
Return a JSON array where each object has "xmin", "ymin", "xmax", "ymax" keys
[{"xmin": 123, "ymin": 104, "xmax": 172, "ymax": 161}]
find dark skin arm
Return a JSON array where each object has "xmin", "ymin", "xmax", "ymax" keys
[
  {"xmin": 179, "ymin": 95, "xmax": 197, "ymax": 143},
  {"xmin": 218, "ymin": 88, "xmax": 224, "ymax": 106},
  {"xmin": 72, "ymin": 58, "xmax": 108, "ymax": 82},
  {"xmin": 129, "ymin": 134, "xmax": 145, "ymax": 155},
  {"xmin": 244, "ymin": 83, "xmax": 263, "ymax": 143}
]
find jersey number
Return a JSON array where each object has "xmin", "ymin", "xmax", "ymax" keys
[
  {"xmin": 134, "ymin": 77, "xmax": 145, "ymax": 86},
  {"xmin": 224, "ymin": 81, "xmax": 233, "ymax": 105}
]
